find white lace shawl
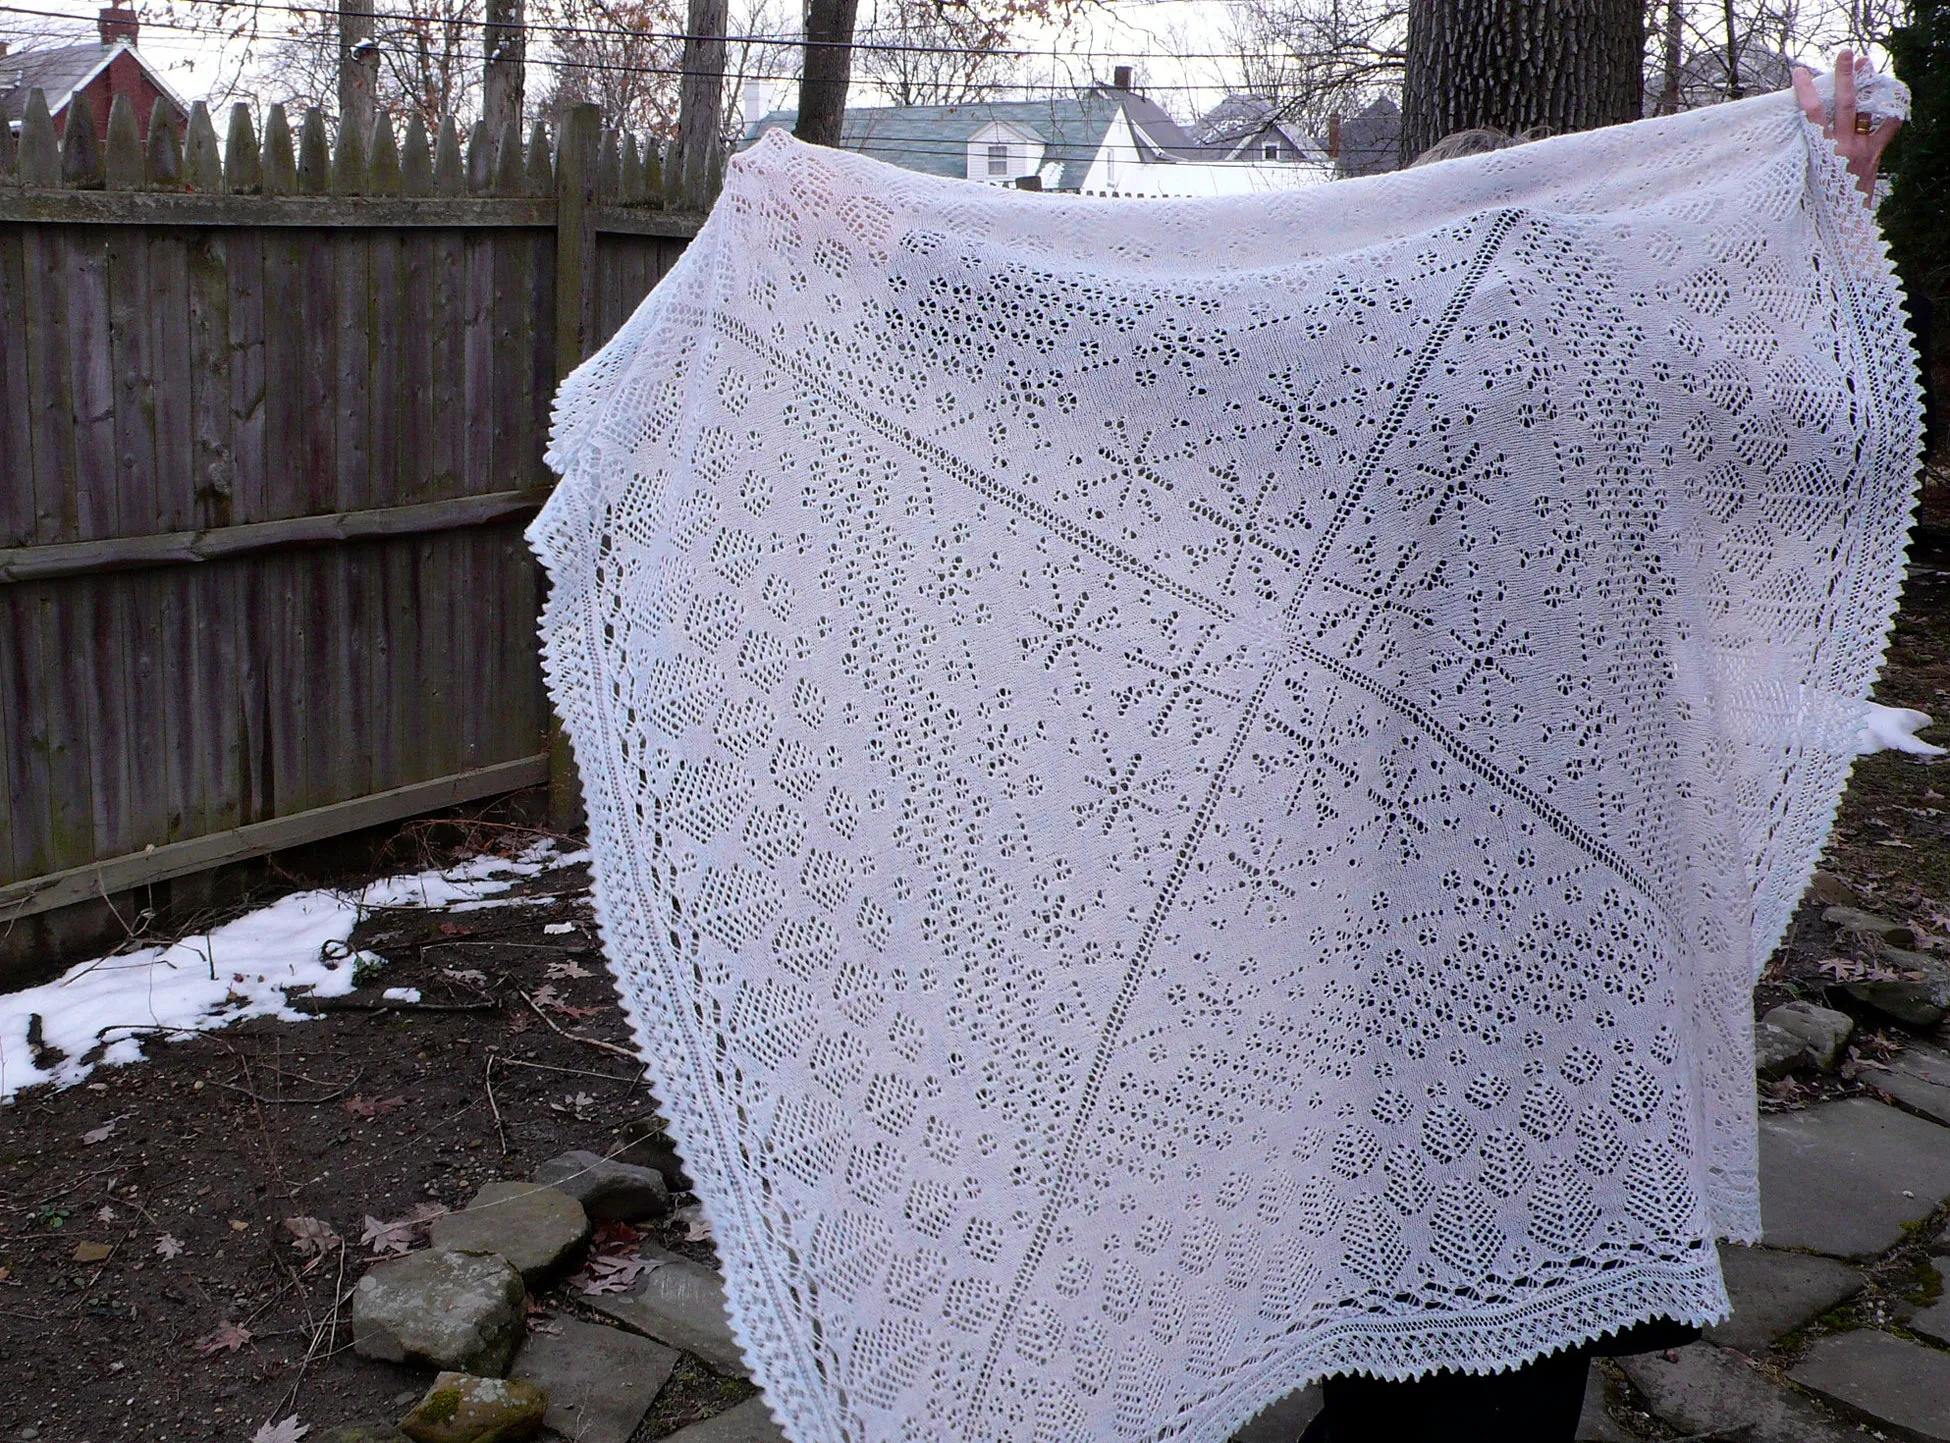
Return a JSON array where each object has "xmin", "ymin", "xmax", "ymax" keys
[{"xmin": 530, "ymin": 81, "xmax": 1923, "ymax": 1443}]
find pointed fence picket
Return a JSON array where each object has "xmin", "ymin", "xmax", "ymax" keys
[{"xmin": 0, "ymin": 95, "xmax": 714, "ymax": 979}]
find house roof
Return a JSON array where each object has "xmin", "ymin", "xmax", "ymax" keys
[
  {"xmin": 746, "ymin": 89, "xmax": 1129, "ymax": 192},
  {"xmin": 745, "ymin": 86, "xmax": 1343, "ymax": 191},
  {"xmin": 1, "ymin": 38, "xmax": 187, "ymax": 125},
  {"xmin": 1335, "ymin": 95, "xmax": 1401, "ymax": 177}
]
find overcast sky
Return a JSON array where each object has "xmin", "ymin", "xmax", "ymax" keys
[{"xmin": 2, "ymin": 0, "xmax": 1876, "ymax": 130}]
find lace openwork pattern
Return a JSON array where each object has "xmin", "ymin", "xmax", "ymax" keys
[{"xmin": 530, "ymin": 85, "xmax": 1923, "ymax": 1443}]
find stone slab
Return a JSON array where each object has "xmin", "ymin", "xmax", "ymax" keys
[
  {"xmin": 510, "ymin": 1316, "xmax": 678, "ymax": 1443},
  {"xmin": 1617, "ymin": 1342, "xmax": 1876, "ymax": 1442},
  {"xmin": 431, "ymin": 1182, "xmax": 591, "ymax": 1286},
  {"xmin": 1791, "ymin": 1328, "xmax": 1950, "ymax": 1442},
  {"xmin": 1574, "ymin": 1362, "xmax": 1634, "ymax": 1443},
  {"xmin": 655, "ymin": 1398, "xmax": 783, "ymax": 1443},
  {"xmin": 1705, "ymin": 1244, "xmax": 1866, "ymax": 1353},
  {"xmin": 1228, "ymin": 1386, "xmax": 1321, "ymax": 1442},
  {"xmin": 1909, "ymin": 1259, "xmax": 1950, "ymax": 1347},
  {"xmin": 1873, "ymin": 1042, "xmax": 1950, "ymax": 1127},
  {"xmin": 352, "ymin": 1248, "xmax": 525, "ymax": 1376},
  {"xmin": 585, "ymin": 1242, "xmax": 749, "ymax": 1377},
  {"xmin": 1759, "ymin": 1098, "xmax": 1950, "ymax": 1258}
]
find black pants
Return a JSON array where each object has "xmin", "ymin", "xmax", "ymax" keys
[{"xmin": 1296, "ymin": 1318, "xmax": 1698, "ymax": 1443}]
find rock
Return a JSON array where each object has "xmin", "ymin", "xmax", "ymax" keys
[
  {"xmin": 1760, "ymin": 1002, "xmax": 1854, "ymax": 1072},
  {"xmin": 1760, "ymin": 1098, "xmax": 1950, "ymax": 1258},
  {"xmin": 316, "ymin": 1427, "xmax": 411, "ymax": 1443},
  {"xmin": 1790, "ymin": 1329, "xmax": 1950, "ymax": 1441},
  {"xmin": 1837, "ymin": 975, "xmax": 1950, "ymax": 1030},
  {"xmin": 1228, "ymin": 1386, "xmax": 1321, "ymax": 1442},
  {"xmin": 1616, "ymin": 1342, "xmax": 1875, "ymax": 1442},
  {"xmin": 584, "ymin": 1241, "xmax": 748, "ymax": 1376},
  {"xmin": 430, "ymin": 1182, "xmax": 590, "ymax": 1285},
  {"xmin": 1873, "ymin": 1041, "xmax": 1950, "ymax": 1126},
  {"xmin": 353, "ymin": 1249, "xmax": 525, "ymax": 1376},
  {"xmin": 509, "ymin": 1316, "xmax": 678, "ymax": 1443},
  {"xmin": 656, "ymin": 1399, "xmax": 784, "ymax": 1443},
  {"xmin": 532, "ymin": 1151, "xmax": 671, "ymax": 1222},
  {"xmin": 1906, "ymin": 1259, "xmax": 1950, "ymax": 1347},
  {"xmin": 615, "ymin": 1114, "xmax": 692, "ymax": 1191},
  {"xmin": 1809, "ymin": 871, "xmax": 1866, "ymax": 910},
  {"xmin": 1823, "ymin": 905, "xmax": 1915, "ymax": 947},
  {"xmin": 399, "ymin": 1373, "xmax": 547, "ymax": 1443},
  {"xmin": 1705, "ymin": 1244, "xmax": 1865, "ymax": 1353},
  {"xmin": 1756, "ymin": 1023, "xmax": 1814, "ymax": 1080}
]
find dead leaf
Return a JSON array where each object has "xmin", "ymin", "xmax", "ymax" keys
[
  {"xmin": 1818, "ymin": 957, "xmax": 1864, "ymax": 981},
  {"xmin": 153, "ymin": 1235, "xmax": 184, "ymax": 1260},
  {"xmin": 440, "ymin": 968, "xmax": 488, "ymax": 986},
  {"xmin": 675, "ymin": 1204, "xmax": 713, "ymax": 1243},
  {"xmin": 72, "ymin": 1240, "xmax": 114, "ymax": 1264},
  {"xmin": 251, "ymin": 1416, "xmax": 308, "ymax": 1443},
  {"xmin": 360, "ymin": 1203, "xmax": 448, "ymax": 1256},
  {"xmin": 544, "ymin": 959, "xmax": 593, "ymax": 980},
  {"xmin": 283, "ymin": 1217, "xmax": 341, "ymax": 1258},
  {"xmin": 192, "ymin": 1321, "xmax": 252, "ymax": 1354},
  {"xmin": 82, "ymin": 1120, "xmax": 117, "ymax": 1145},
  {"xmin": 575, "ymin": 1254, "xmax": 660, "ymax": 1295},
  {"xmin": 96, "ymin": 1205, "xmax": 118, "ymax": 1224},
  {"xmin": 549, "ymin": 1091, "xmax": 597, "ymax": 1118},
  {"xmin": 530, "ymin": 983, "xmax": 565, "ymax": 1010}
]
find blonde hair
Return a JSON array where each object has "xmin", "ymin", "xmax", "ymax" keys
[{"xmin": 1409, "ymin": 125, "xmax": 1552, "ymax": 167}]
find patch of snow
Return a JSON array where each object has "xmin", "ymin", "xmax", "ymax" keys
[
  {"xmin": 0, "ymin": 843, "xmax": 576, "ymax": 1105},
  {"xmin": 381, "ymin": 987, "xmax": 422, "ymax": 1004}
]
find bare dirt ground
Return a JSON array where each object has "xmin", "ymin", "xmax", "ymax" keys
[
  {"xmin": 1, "ymin": 483, "xmax": 1946, "ymax": 1443},
  {"xmin": 0, "ymin": 835, "xmax": 749, "ymax": 1442}
]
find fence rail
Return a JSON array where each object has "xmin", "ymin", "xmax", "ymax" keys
[{"xmin": 1, "ymin": 93, "xmax": 700, "ymax": 976}]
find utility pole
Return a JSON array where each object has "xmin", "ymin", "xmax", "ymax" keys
[
  {"xmin": 670, "ymin": 0, "xmax": 728, "ymax": 207},
  {"xmin": 796, "ymin": 0, "xmax": 860, "ymax": 147},
  {"xmin": 484, "ymin": 0, "xmax": 526, "ymax": 137},
  {"xmin": 338, "ymin": 0, "xmax": 378, "ymax": 137}
]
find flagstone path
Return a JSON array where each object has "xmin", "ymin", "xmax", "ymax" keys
[{"xmin": 350, "ymin": 1079, "xmax": 1950, "ymax": 1443}]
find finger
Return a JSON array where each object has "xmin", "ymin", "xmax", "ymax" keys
[
  {"xmin": 1870, "ymin": 114, "xmax": 1903, "ymax": 162},
  {"xmin": 1791, "ymin": 66, "xmax": 1824, "ymax": 125},
  {"xmin": 1835, "ymin": 49, "xmax": 1857, "ymax": 137}
]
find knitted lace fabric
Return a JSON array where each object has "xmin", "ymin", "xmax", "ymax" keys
[{"xmin": 531, "ymin": 84, "xmax": 1922, "ymax": 1443}]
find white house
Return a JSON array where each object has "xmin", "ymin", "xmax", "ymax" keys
[{"xmin": 744, "ymin": 78, "xmax": 1335, "ymax": 196}]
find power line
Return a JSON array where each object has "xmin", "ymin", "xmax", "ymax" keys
[{"xmin": 0, "ymin": 0, "xmax": 1347, "ymax": 62}]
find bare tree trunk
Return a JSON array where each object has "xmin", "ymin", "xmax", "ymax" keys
[
  {"xmin": 1722, "ymin": 0, "xmax": 1741, "ymax": 100},
  {"xmin": 484, "ymin": 0, "xmax": 525, "ymax": 136},
  {"xmin": 671, "ymin": 0, "xmax": 728, "ymax": 205},
  {"xmin": 1399, "ymin": 0, "xmax": 1644, "ymax": 163},
  {"xmin": 1659, "ymin": 0, "xmax": 1683, "ymax": 114},
  {"xmin": 795, "ymin": 0, "xmax": 860, "ymax": 148},
  {"xmin": 338, "ymin": 0, "xmax": 378, "ymax": 135}
]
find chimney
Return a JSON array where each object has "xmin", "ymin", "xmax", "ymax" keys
[
  {"xmin": 1326, "ymin": 113, "xmax": 1341, "ymax": 159},
  {"xmin": 0, "ymin": 41, "xmax": 9, "ymax": 58},
  {"xmin": 1112, "ymin": 65, "xmax": 1132, "ymax": 91},
  {"xmin": 98, "ymin": 6, "xmax": 139, "ymax": 45},
  {"xmin": 1014, "ymin": 174, "xmax": 1042, "ymax": 192}
]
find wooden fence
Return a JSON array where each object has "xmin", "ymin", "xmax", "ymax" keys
[{"xmin": 0, "ymin": 92, "xmax": 702, "ymax": 976}]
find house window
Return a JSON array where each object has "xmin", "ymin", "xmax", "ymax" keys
[
  {"xmin": 987, "ymin": 143, "xmax": 1010, "ymax": 176},
  {"xmin": 1263, "ymin": 143, "xmax": 1281, "ymax": 161}
]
